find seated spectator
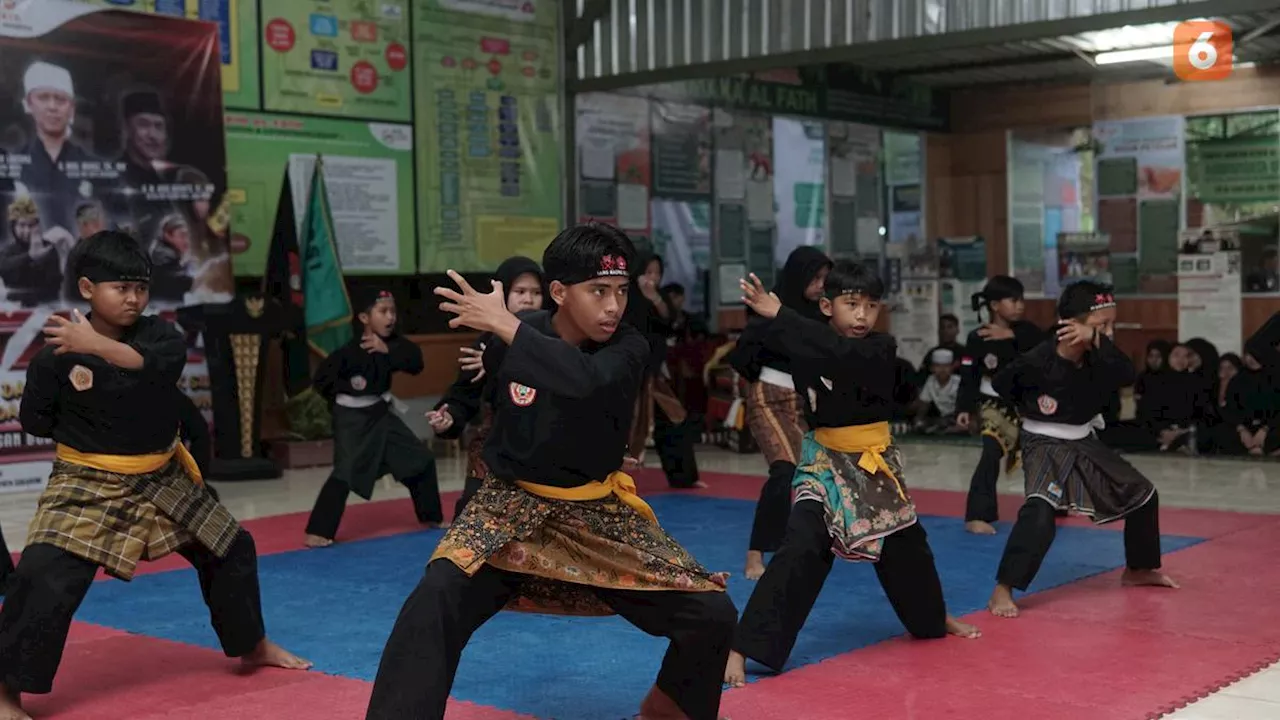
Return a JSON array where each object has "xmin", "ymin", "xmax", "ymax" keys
[
  {"xmin": 910, "ymin": 348, "xmax": 963, "ymax": 434},
  {"xmin": 1139, "ymin": 344, "xmax": 1208, "ymax": 453},
  {"xmin": 1217, "ymin": 352, "xmax": 1280, "ymax": 456},
  {"xmin": 917, "ymin": 313, "xmax": 964, "ymax": 382}
]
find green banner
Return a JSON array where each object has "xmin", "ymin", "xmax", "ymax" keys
[
  {"xmin": 260, "ymin": 0, "xmax": 412, "ymax": 121},
  {"xmin": 301, "ymin": 160, "xmax": 354, "ymax": 356},
  {"xmin": 82, "ymin": 0, "xmax": 260, "ymax": 109},
  {"xmin": 414, "ymin": 5, "xmax": 562, "ymax": 271},
  {"xmin": 1186, "ymin": 136, "xmax": 1280, "ymax": 204},
  {"xmin": 225, "ymin": 112, "xmax": 416, "ymax": 275}
]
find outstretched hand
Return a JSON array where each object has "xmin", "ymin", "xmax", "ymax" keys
[
  {"xmin": 435, "ymin": 270, "xmax": 513, "ymax": 334},
  {"xmin": 739, "ymin": 273, "xmax": 782, "ymax": 319}
]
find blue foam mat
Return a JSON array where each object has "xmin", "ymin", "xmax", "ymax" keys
[{"xmin": 74, "ymin": 495, "xmax": 1202, "ymax": 720}]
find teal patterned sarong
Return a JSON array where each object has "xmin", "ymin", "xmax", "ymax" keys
[{"xmin": 792, "ymin": 432, "xmax": 918, "ymax": 561}]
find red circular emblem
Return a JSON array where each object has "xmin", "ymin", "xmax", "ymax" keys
[
  {"xmin": 1037, "ymin": 395, "xmax": 1058, "ymax": 415},
  {"xmin": 265, "ymin": 19, "xmax": 296, "ymax": 52},
  {"xmin": 350, "ymin": 61, "xmax": 379, "ymax": 94}
]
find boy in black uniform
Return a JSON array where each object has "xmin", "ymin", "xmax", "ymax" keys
[
  {"xmin": 304, "ymin": 288, "xmax": 444, "ymax": 547},
  {"xmin": 955, "ymin": 275, "xmax": 1046, "ymax": 535},
  {"xmin": 725, "ymin": 263, "xmax": 979, "ymax": 688},
  {"xmin": 987, "ymin": 281, "xmax": 1177, "ymax": 619},
  {"xmin": 427, "ymin": 255, "xmax": 546, "ymax": 519},
  {"xmin": 366, "ymin": 223, "xmax": 735, "ymax": 720},
  {"xmin": 0, "ymin": 231, "xmax": 307, "ymax": 720}
]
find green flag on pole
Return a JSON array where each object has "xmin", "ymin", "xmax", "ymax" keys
[{"xmin": 300, "ymin": 156, "xmax": 352, "ymax": 356}]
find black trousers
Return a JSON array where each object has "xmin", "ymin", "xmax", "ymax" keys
[
  {"xmin": 306, "ymin": 469, "xmax": 444, "ymax": 539},
  {"xmin": 996, "ymin": 490, "xmax": 1162, "ymax": 591},
  {"xmin": 748, "ymin": 461, "xmax": 795, "ymax": 553},
  {"xmin": 735, "ymin": 500, "xmax": 948, "ymax": 673},
  {"xmin": 0, "ymin": 531, "xmax": 265, "ymax": 694},
  {"xmin": 964, "ymin": 436, "xmax": 1004, "ymax": 523},
  {"xmin": 453, "ymin": 476, "xmax": 485, "ymax": 520},
  {"xmin": 366, "ymin": 559, "xmax": 737, "ymax": 720},
  {"xmin": 654, "ymin": 404, "xmax": 701, "ymax": 489}
]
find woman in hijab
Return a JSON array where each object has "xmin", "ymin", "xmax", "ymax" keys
[
  {"xmin": 624, "ymin": 252, "xmax": 703, "ymax": 489},
  {"xmin": 1137, "ymin": 343, "xmax": 1204, "ymax": 452},
  {"xmin": 727, "ymin": 246, "xmax": 832, "ymax": 579}
]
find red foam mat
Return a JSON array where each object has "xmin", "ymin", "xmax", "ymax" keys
[{"xmin": 22, "ymin": 623, "xmax": 534, "ymax": 720}]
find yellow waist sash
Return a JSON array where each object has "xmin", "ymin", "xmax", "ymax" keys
[
  {"xmin": 516, "ymin": 471, "xmax": 656, "ymax": 524},
  {"xmin": 813, "ymin": 421, "xmax": 905, "ymax": 500},
  {"xmin": 56, "ymin": 440, "xmax": 204, "ymax": 486}
]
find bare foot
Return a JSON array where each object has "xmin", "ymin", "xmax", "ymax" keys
[
  {"xmin": 0, "ymin": 684, "xmax": 30, "ymax": 720},
  {"xmin": 422, "ymin": 521, "xmax": 450, "ymax": 530},
  {"xmin": 241, "ymin": 638, "xmax": 313, "ymax": 670},
  {"xmin": 724, "ymin": 650, "xmax": 747, "ymax": 687},
  {"xmin": 744, "ymin": 551, "xmax": 766, "ymax": 581},
  {"xmin": 964, "ymin": 520, "xmax": 997, "ymax": 535},
  {"xmin": 1121, "ymin": 569, "xmax": 1179, "ymax": 589},
  {"xmin": 946, "ymin": 615, "xmax": 981, "ymax": 638},
  {"xmin": 987, "ymin": 584, "xmax": 1019, "ymax": 618},
  {"xmin": 304, "ymin": 534, "xmax": 333, "ymax": 548}
]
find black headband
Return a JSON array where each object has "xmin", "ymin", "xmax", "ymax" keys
[
  {"xmin": 79, "ymin": 264, "xmax": 149, "ymax": 284},
  {"xmin": 551, "ymin": 253, "xmax": 630, "ymax": 285}
]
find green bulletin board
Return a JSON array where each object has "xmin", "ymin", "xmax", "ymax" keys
[
  {"xmin": 224, "ymin": 112, "xmax": 416, "ymax": 275},
  {"xmin": 260, "ymin": 0, "xmax": 413, "ymax": 121},
  {"xmin": 413, "ymin": 1, "xmax": 562, "ymax": 271}
]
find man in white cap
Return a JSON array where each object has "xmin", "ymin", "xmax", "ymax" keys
[{"xmin": 18, "ymin": 61, "xmax": 99, "ymax": 235}]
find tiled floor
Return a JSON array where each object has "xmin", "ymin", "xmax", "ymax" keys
[{"xmin": 3, "ymin": 439, "xmax": 1279, "ymax": 718}]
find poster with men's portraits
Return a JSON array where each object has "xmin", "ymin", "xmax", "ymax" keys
[{"xmin": 0, "ymin": 1, "xmax": 230, "ymax": 491}]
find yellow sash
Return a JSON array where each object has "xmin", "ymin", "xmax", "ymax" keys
[
  {"xmin": 812, "ymin": 421, "xmax": 906, "ymax": 501},
  {"xmin": 516, "ymin": 471, "xmax": 656, "ymax": 523},
  {"xmin": 56, "ymin": 440, "xmax": 204, "ymax": 487}
]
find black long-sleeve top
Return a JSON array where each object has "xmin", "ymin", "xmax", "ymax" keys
[
  {"xmin": 992, "ymin": 335, "xmax": 1136, "ymax": 426},
  {"xmin": 957, "ymin": 321, "xmax": 1046, "ymax": 413},
  {"xmin": 20, "ymin": 314, "xmax": 189, "ymax": 455},
  {"xmin": 176, "ymin": 389, "xmax": 211, "ymax": 478},
  {"xmin": 728, "ymin": 315, "xmax": 793, "ymax": 381},
  {"xmin": 312, "ymin": 333, "xmax": 424, "ymax": 403},
  {"xmin": 479, "ymin": 309, "xmax": 648, "ymax": 488},
  {"xmin": 759, "ymin": 306, "xmax": 897, "ymax": 428},
  {"xmin": 1222, "ymin": 370, "xmax": 1277, "ymax": 430}
]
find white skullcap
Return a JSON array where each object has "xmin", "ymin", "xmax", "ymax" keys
[
  {"xmin": 24, "ymin": 62, "xmax": 74, "ymax": 98},
  {"xmin": 931, "ymin": 348, "xmax": 954, "ymax": 365}
]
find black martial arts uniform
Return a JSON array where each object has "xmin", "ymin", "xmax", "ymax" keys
[
  {"xmin": 366, "ymin": 310, "xmax": 735, "ymax": 720},
  {"xmin": 305, "ymin": 332, "xmax": 443, "ymax": 540},
  {"xmin": 734, "ymin": 307, "xmax": 952, "ymax": 675},
  {"xmin": 991, "ymin": 335, "xmax": 1162, "ymax": 593},
  {"xmin": 0, "ymin": 315, "xmax": 265, "ymax": 695}
]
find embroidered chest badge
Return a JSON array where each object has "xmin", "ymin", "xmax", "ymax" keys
[
  {"xmin": 350, "ymin": 375, "xmax": 367, "ymax": 391},
  {"xmin": 69, "ymin": 364, "xmax": 93, "ymax": 392},
  {"xmin": 509, "ymin": 382, "xmax": 537, "ymax": 407},
  {"xmin": 983, "ymin": 353, "xmax": 999, "ymax": 370},
  {"xmin": 1037, "ymin": 394, "xmax": 1058, "ymax": 415}
]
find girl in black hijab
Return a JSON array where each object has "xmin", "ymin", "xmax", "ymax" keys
[
  {"xmin": 624, "ymin": 252, "xmax": 703, "ymax": 489},
  {"xmin": 727, "ymin": 246, "xmax": 832, "ymax": 579}
]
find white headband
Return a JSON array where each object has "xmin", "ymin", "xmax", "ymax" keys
[{"xmin": 24, "ymin": 61, "xmax": 73, "ymax": 98}]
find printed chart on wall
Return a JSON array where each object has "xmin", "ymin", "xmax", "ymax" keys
[
  {"xmin": 85, "ymin": 0, "xmax": 261, "ymax": 109},
  {"xmin": 1093, "ymin": 116, "xmax": 1184, "ymax": 294},
  {"xmin": 261, "ymin": 0, "xmax": 412, "ymax": 121},
  {"xmin": 1185, "ymin": 111, "xmax": 1280, "ymax": 228},
  {"xmin": 772, "ymin": 117, "xmax": 826, "ymax": 266},
  {"xmin": 576, "ymin": 93, "xmax": 651, "ymax": 236},
  {"xmin": 415, "ymin": 2, "xmax": 561, "ymax": 271},
  {"xmin": 225, "ymin": 112, "xmax": 416, "ymax": 275},
  {"xmin": 1178, "ymin": 230, "xmax": 1242, "ymax": 354}
]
